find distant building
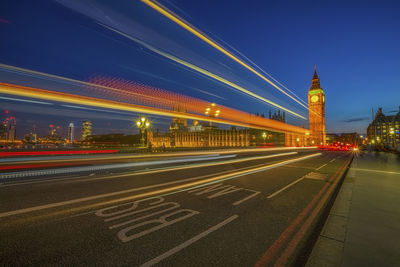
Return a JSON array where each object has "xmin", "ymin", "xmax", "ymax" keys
[
  {"xmin": 1, "ymin": 114, "xmax": 16, "ymax": 142},
  {"xmin": 326, "ymin": 133, "xmax": 339, "ymax": 145},
  {"xmin": 7, "ymin": 123, "xmax": 16, "ymax": 141},
  {"xmin": 367, "ymin": 107, "xmax": 400, "ymax": 147},
  {"xmin": 68, "ymin": 123, "xmax": 74, "ymax": 143},
  {"xmin": 0, "ymin": 123, "xmax": 6, "ymax": 140},
  {"xmin": 81, "ymin": 120, "xmax": 92, "ymax": 141},
  {"xmin": 308, "ymin": 67, "xmax": 326, "ymax": 145},
  {"xmin": 169, "ymin": 107, "xmax": 187, "ymax": 132},
  {"xmin": 173, "ymin": 127, "xmax": 250, "ymax": 147},
  {"xmin": 269, "ymin": 110, "xmax": 286, "ymax": 123},
  {"xmin": 338, "ymin": 133, "xmax": 360, "ymax": 146},
  {"xmin": 23, "ymin": 132, "xmax": 37, "ymax": 143}
]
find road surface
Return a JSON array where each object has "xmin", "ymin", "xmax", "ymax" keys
[{"xmin": 0, "ymin": 148, "xmax": 352, "ymax": 266}]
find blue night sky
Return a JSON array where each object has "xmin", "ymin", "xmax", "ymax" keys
[{"xmin": 0, "ymin": 0, "xmax": 399, "ymax": 138}]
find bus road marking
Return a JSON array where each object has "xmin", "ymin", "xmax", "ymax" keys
[
  {"xmin": 188, "ymin": 183, "xmax": 261, "ymax": 206},
  {"xmin": 96, "ymin": 197, "xmax": 199, "ymax": 243}
]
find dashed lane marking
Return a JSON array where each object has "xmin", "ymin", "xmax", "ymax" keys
[
  {"xmin": 315, "ymin": 163, "xmax": 328, "ymax": 170},
  {"xmin": 267, "ymin": 176, "xmax": 305, "ymax": 199},
  {"xmin": 233, "ymin": 189, "xmax": 260, "ymax": 206}
]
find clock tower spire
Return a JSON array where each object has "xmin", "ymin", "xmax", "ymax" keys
[{"xmin": 308, "ymin": 66, "xmax": 326, "ymax": 145}]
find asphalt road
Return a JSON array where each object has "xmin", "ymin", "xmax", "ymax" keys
[{"xmin": 0, "ymin": 148, "xmax": 353, "ymax": 266}]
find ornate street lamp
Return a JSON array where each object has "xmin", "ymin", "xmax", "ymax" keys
[
  {"xmin": 136, "ymin": 116, "xmax": 150, "ymax": 147},
  {"xmin": 205, "ymin": 103, "xmax": 220, "ymax": 126}
]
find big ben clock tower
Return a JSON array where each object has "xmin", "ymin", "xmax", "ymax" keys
[{"xmin": 308, "ymin": 66, "xmax": 326, "ymax": 145}]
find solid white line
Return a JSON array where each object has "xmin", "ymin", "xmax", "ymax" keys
[
  {"xmin": 267, "ymin": 176, "xmax": 305, "ymax": 199},
  {"xmin": 329, "ymin": 158, "xmax": 336, "ymax": 163},
  {"xmin": 140, "ymin": 215, "xmax": 239, "ymax": 267},
  {"xmin": 315, "ymin": 163, "xmax": 328, "ymax": 170}
]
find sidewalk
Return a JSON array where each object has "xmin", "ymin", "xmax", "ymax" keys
[{"xmin": 306, "ymin": 152, "xmax": 400, "ymax": 267}]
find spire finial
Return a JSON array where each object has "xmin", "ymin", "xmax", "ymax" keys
[
  {"xmin": 312, "ymin": 65, "xmax": 319, "ymax": 80},
  {"xmin": 309, "ymin": 65, "xmax": 322, "ymax": 90}
]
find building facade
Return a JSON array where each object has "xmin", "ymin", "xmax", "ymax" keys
[
  {"xmin": 148, "ymin": 115, "xmax": 288, "ymax": 148},
  {"xmin": 367, "ymin": 107, "xmax": 400, "ymax": 148},
  {"xmin": 308, "ymin": 67, "xmax": 326, "ymax": 145},
  {"xmin": 81, "ymin": 120, "xmax": 92, "ymax": 141}
]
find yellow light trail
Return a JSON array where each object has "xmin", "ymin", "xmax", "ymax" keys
[
  {"xmin": 0, "ymin": 63, "xmax": 166, "ymax": 105},
  {"xmin": 101, "ymin": 25, "xmax": 306, "ymax": 120},
  {"xmin": 0, "ymin": 82, "xmax": 309, "ymax": 135},
  {"xmin": 141, "ymin": 0, "xmax": 309, "ymax": 110}
]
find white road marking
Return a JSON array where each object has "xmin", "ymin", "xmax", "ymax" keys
[
  {"xmin": 0, "ymin": 173, "xmax": 220, "ymax": 219},
  {"xmin": 96, "ymin": 197, "xmax": 199, "ymax": 241},
  {"xmin": 329, "ymin": 158, "xmax": 336, "ymax": 163},
  {"xmin": 351, "ymin": 168, "xmax": 400, "ymax": 175},
  {"xmin": 189, "ymin": 183, "xmax": 260, "ymax": 205},
  {"xmin": 109, "ymin": 204, "xmax": 180, "ymax": 230},
  {"xmin": 233, "ymin": 189, "xmax": 261, "ymax": 206},
  {"xmin": 267, "ymin": 176, "xmax": 306, "ymax": 199},
  {"xmin": 207, "ymin": 186, "xmax": 242, "ymax": 199},
  {"xmin": 117, "ymin": 209, "xmax": 199, "ymax": 243},
  {"xmin": 315, "ymin": 163, "xmax": 328, "ymax": 170},
  {"xmin": 188, "ymin": 183, "xmax": 225, "ymax": 194},
  {"xmin": 140, "ymin": 215, "xmax": 239, "ymax": 267},
  {"xmin": 0, "ymin": 153, "xmax": 321, "ymax": 219}
]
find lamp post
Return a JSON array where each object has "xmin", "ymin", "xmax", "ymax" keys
[
  {"xmin": 262, "ymin": 132, "xmax": 267, "ymax": 143},
  {"xmin": 136, "ymin": 116, "xmax": 150, "ymax": 147},
  {"xmin": 205, "ymin": 103, "xmax": 220, "ymax": 127}
]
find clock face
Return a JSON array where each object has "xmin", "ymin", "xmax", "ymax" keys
[{"xmin": 311, "ymin": 95, "xmax": 319, "ymax": 103}]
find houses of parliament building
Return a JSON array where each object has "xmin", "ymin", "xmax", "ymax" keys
[{"xmin": 148, "ymin": 67, "xmax": 326, "ymax": 148}]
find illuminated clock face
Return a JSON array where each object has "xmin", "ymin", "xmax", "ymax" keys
[{"xmin": 311, "ymin": 95, "xmax": 319, "ymax": 103}]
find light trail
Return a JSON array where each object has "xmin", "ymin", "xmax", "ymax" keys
[
  {"xmin": 0, "ymin": 96, "xmax": 52, "ymax": 105},
  {"xmin": 141, "ymin": 0, "xmax": 309, "ymax": 110},
  {"xmin": 0, "ymin": 147, "xmax": 315, "ymax": 167},
  {"xmin": 101, "ymin": 24, "xmax": 306, "ymax": 120},
  {"xmin": 210, "ymin": 34, "xmax": 308, "ymax": 107},
  {"xmin": 0, "ymin": 150, "xmax": 119, "ymax": 158},
  {"xmin": 0, "ymin": 154, "xmax": 237, "ymax": 176},
  {"xmin": 0, "ymin": 152, "xmax": 321, "ymax": 218},
  {"xmin": 0, "ymin": 63, "xmax": 177, "ymax": 108},
  {"xmin": 0, "ymin": 82, "xmax": 309, "ymax": 135}
]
